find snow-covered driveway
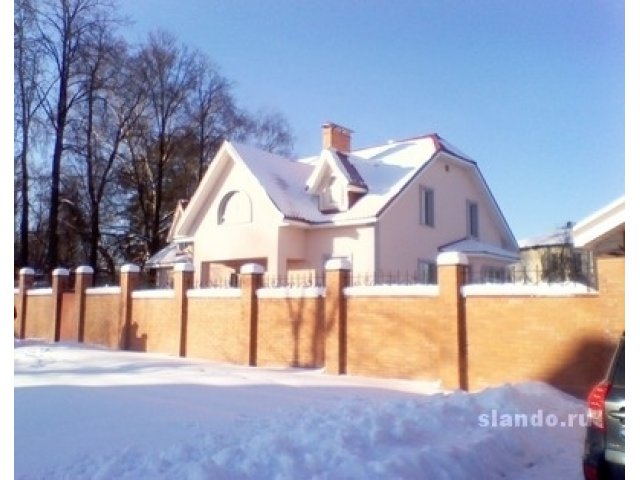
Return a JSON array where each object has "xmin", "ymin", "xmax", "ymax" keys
[{"xmin": 14, "ymin": 340, "xmax": 586, "ymax": 479}]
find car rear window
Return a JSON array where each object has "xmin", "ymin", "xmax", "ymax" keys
[{"xmin": 611, "ymin": 340, "xmax": 625, "ymax": 387}]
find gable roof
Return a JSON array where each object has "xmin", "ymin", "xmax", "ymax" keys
[
  {"xmin": 175, "ymin": 134, "xmax": 518, "ymax": 251},
  {"xmin": 440, "ymin": 237, "xmax": 520, "ymax": 261},
  {"xmin": 518, "ymin": 225, "xmax": 573, "ymax": 249},
  {"xmin": 572, "ymin": 196, "xmax": 625, "ymax": 253}
]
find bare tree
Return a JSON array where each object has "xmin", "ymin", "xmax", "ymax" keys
[
  {"xmin": 125, "ymin": 30, "xmax": 199, "ymax": 257},
  {"xmin": 247, "ymin": 109, "xmax": 294, "ymax": 157},
  {"xmin": 36, "ymin": 0, "xmax": 118, "ymax": 272},
  {"xmin": 14, "ymin": 0, "xmax": 46, "ymax": 267}
]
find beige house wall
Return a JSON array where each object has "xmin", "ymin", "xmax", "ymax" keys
[
  {"xmin": 378, "ymin": 157, "xmax": 509, "ymax": 273},
  {"xmin": 191, "ymin": 158, "xmax": 285, "ymax": 281}
]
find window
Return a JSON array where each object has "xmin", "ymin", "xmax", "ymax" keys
[
  {"xmin": 418, "ymin": 259, "xmax": 437, "ymax": 284},
  {"xmin": 320, "ymin": 176, "xmax": 343, "ymax": 211},
  {"xmin": 481, "ymin": 265, "xmax": 506, "ymax": 283},
  {"xmin": 467, "ymin": 201, "xmax": 479, "ymax": 238},
  {"xmin": 218, "ymin": 191, "xmax": 252, "ymax": 224},
  {"xmin": 420, "ymin": 187, "xmax": 435, "ymax": 227}
]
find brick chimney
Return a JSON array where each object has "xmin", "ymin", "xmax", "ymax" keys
[{"xmin": 322, "ymin": 122, "xmax": 352, "ymax": 152}]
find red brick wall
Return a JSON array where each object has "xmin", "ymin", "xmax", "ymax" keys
[
  {"xmin": 58, "ymin": 292, "xmax": 77, "ymax": 341},
  {"xmin": 256, "ymin": 297, "xmax": 324, "ymax": 368},
  {"xmin": 130, "ymin": 297, "xmax": 179, "ymax": 355},
  {"xmin": 185, "ymin": 297, "xmax": 246, "ymax": 364},
  {"xmin": 464, "ymin": 256, "xmax": 624, "ymax": 397},
  {"xmin": 23, "ymin": 294, "xmax": 55, "ymax": 341},
  {"xmin": 83, "ymin": 293, "xmax": 123, "ymax": 348},
  {"xmin": 345, "ymin": 296, "xmax": 445, "ymax": 379},
  {"xmin": 13, "ymin": 256, "xmax": 624, "ymax": 397}
]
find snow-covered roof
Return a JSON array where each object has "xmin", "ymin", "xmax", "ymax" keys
[
  {"xmin": 176, "ymin": 134, "xmax": 518, "ymax": 253},
  {"xmin": 145, "ymin": 243, "xmax": 192, "ymax": 269},
  {"xmin": 518, "ymin": 227, "xmax": 573, "ymax": 249},
  {"xmin": 439, "ymin": 237, "xmax": 520, "ymax": 261},
  {"xmin": 572, "ymin": 196, "xmax": 625, "ymax": 250},
  {"xmin": 229, "ymin": 135, "xmax": 465, "ymax": 223}
]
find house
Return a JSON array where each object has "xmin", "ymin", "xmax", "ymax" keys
[
  {"xmin": 159, "ymin": 123, "xmax": 520, "ymax": 286},
  {"xmin": 572, "ymin": 196, "xmax": 625, "ymax": 257},
  {"xmin": 517, "ymin": 223, "xmax": 592, "ymax": 284}
]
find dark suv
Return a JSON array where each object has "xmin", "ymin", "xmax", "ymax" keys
[{"xmin": 583, "ymin": 332, "xmax": 625, "ymax": 479}]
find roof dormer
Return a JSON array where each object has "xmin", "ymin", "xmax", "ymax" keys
[{"xmin": 306, "ymin": 148, "xmax": 368, "ymax": 213}]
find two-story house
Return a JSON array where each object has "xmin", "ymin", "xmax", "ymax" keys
[{"xmin": 150, "ymin": 123, "xmax": 519, "ymax": 286}]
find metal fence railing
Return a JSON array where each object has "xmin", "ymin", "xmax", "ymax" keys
[
  {"xmin": 349, "ymin": 271, "xmax": 436, "ymax": 287},
  {"xmin": 464, "ymin": 264, "xmax": 597, "ymax": 289},
  {"xmin": 262, "ymin": 271, "xmax": 323, "ymax": 288}
]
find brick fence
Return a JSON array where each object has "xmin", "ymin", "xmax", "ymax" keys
[{"xmin": 14, "ymin": 254, "xmax": 624, "ymax": 397}]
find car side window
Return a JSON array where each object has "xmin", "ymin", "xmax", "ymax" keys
[{"xmin": 611, "ymin": 340, "xmax": 625, "ymax": 387}]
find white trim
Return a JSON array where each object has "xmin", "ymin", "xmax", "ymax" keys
[
  {"xmin": 132, "ymin": 289, "xmax": 174, "ymax": 299},
  {"xmin": 240, "ymin": 263, "xmax": 265, "ymax": 274},
  {"xmin": 173, "ymin": 262, "xmax": 195, "ymax": 272},
  {"xmin": 257, "ymin": 287, "xmax": 325, "ymax": 299},
  {"xmin": 437, "ymin": 252, "xmax": 469, "ymax": 266},
  {"xmin": 27, "ymin": 288, "xmax": 53, "ymax": 296},
  {"xmin": 325, "ymin": 258, "xmax": 352, "ymax": 271},
  {"xmin": 86, "ymin": 286, "xmax": 121, "ymax": 295},
  {"xmin": 120, "ymin": 264, "xmax": 141, "ymax": 274},
  {"xmin": 572, "ymin": 196, "xmax": 625, "ymax": 248},
  {"xmin": 344, "ymin": 285, "xmax": 439, "ymax": 297},
  {"xmin": 462, "ymin": 283, "xmax": 597, "ymax": 297},
  {"xmin": 187, "ymin": 288, "xmax": 242, "ymax": 299}
]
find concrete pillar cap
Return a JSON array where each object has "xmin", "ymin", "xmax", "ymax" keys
[
  {"xmin": 174, "ymin": 262, "xmax": 195, "ymax": 272},
  {"xmin": 19, "ymin": 267, "xmax": 35, "ymax": 275},
  {"xmin": 436, "ymin": 251, "xmax": 469, "ymax": 266},
  {"xmin": 240, "ymin": 263, "xmax": 265, "ymax": 274},
  {"xmin": 75, "ymin": 266, "xmax": 94, "ymax": 274},
  {"xmin": 52, "ymin": 268, "xmax": 70, "ymax": 276},
  {"xmin": 325, "ymin": 258, "xmax": 352, "ymax": 271},
  {"xmin": 120, "ymin": 264, "xmax": 141, "ymax": 273}
]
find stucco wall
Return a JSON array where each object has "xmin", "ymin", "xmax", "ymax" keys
[
  {"xmin": 192, "ymin": 159, "xmax": 284, "ymax": 280},
  {"xmin": 378, "ymin": 156, "xmax": 510, "ymax": 273},
  {"xmin": 305, "ymin": 224, "xmax": 376, "ymax": 273}
]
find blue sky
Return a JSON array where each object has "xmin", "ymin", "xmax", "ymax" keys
[{"xmin": 120, "ymin": 1, "xmax": 624, "ymax": 241}]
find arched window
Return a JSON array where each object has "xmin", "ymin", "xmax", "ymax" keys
[{"xmin": 218, "ymin": 191, "xmax": 252, "ymax": 224}]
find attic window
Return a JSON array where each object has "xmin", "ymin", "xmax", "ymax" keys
[
  {"xmin": 320, "ymin": 176, "xmax": 343, "ymax": 211},
  {"xmin": 218, "ymin": 191, "xmax": 252, "ymax": 225}
]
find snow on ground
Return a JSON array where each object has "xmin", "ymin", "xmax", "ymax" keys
[{"xmin": 15, "ymin": 340, "xmax": 587, "ymax": 480}]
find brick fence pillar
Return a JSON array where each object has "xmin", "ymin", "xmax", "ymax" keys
[
  {"xmin": 324, "ymin": 258, "xmax": 351, "ymax": 375},
  {"xmin": 74, "ymin": 266, "xmax": 94, "ymax": 342},
  {"xmin": 17, "ymin": 267, "xmax": 35, "ymax": 339},
  {"xmin": 239, "ymin": 263, "xmax": 264, "ymax": 366},
  {"xmin": 436, "ymin": 252, "xmax": 469, "ymax": 391},
  {"xmin": 174, "ymin": 263, "xmax": 194, "ymax": 357},
  {"xmin": 119, "ymin": 264, "xmax": 140, "ymax": 350},
  {"xmin": 51, "ymin": 268, "xmax": 70, "ymax": 342}
]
